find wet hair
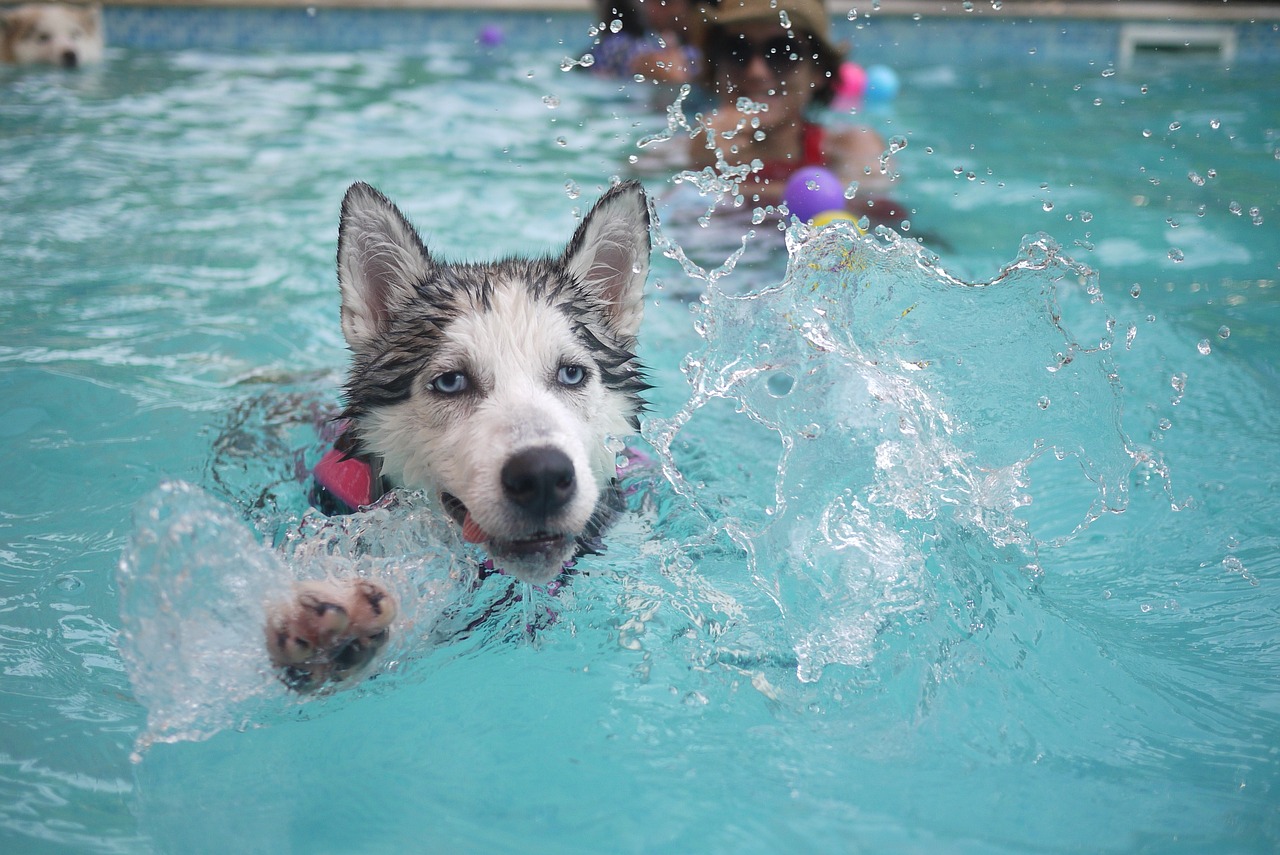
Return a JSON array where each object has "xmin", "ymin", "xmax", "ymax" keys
[{"xmin": 594, "ymin": 0, "xmax": 650, "ymax": 37}]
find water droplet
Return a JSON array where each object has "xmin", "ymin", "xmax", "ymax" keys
[
  {"xmin": 1228, "ymin": 201, "xmax": 1243, "ymax": 216},
  {"xmin": 1042, "ymin": 200, "xmax": 1054, "ymax": 212},
  {"xmin": 555, "ymin": 136, "xmax": 567, "ymax": 147},
  {"xmin": 1158, "ymin": 418, "xmax": 1172, "ymax": 430},
  {"xmin": 1165, "ymin": 217, "xmax": 1180, "ymax": 229},
  {"xmin": 1037, "ymin": 396, "xmax": 1051, "ymax": 410},
  {"xmin": 1210, "ymin": 118, "xmax": 1221, "ymax": 129},
  {"xmin": 1129, "ymin": 284, "xmax": 1141, "ymax": 298},
  {"xmin": 609, "ymin": 17, "xmax": 623, "ymax": 33},
  {"xmin": 1168, "ymin": 248, "xmax": 1184, "ymax": 263},
  {"xmin": 1126, "ymin": 324, "xmax": 1137, "ymax": 349},
  {"xmin": 1197, "ymin": 338, "xmax": 1212, "ymax": 355},
  {"xmin": 564, "ymin": 180, "xmax": 580, "ymax": 200},
  {"xmin": 1079, "ymin": 210, "xmax": 1093, "ymax": 223},
  {"xmin": 1218, "ymin": 325, "xmax": 1230, "ymax": 339},
  {"xmin": 1169, "ymin": 121, "xmax": 1182, "ymax": 131},
  {"xmin": 767, "ymin": 371, "xmax": 795, "ymax": 397},
  {"xmin": 1171, "ymin": 373, "xmax": 1186, "ymax": 395},
  {"xmin": 542, "ymin": 95, "xmax": 560, "ymax": 109},
  {"xmin": 1188, "ymin": 171, "xmax": 1205, "ymax": 186},
  {"xmin": 1140, "ymin": 85, "xmax": 1149, "ymax": 94},
  {"xmin": 54, "ymin": 575, "xmax": 82, "ymax": 592},
  {"xmin": 1101, "ymin": 67, "xmax": 1115, "ymax": 77},
  {"xmin": 1141, "ymin": 128, "xmax": 1152, "ymax": 138}
]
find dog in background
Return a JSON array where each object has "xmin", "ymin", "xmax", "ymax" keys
[
  {"xmin": 1, "ymin": 3, "xmax": 103, "ymax": 67},
  {"xmin": 266, "ymin": 180, "xmax": 652, "ymax": 689}
]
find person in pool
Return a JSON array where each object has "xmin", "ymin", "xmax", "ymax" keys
[
  {"xmin": 688, "ymin": 0, "xmax": 902, "ymax": 225},
  {"xmin": 589, "ymin": 0, "xmax": 700, "ymax": 86}
]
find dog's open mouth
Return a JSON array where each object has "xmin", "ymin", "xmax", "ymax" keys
[{"xmin": 441, "ymin": 493, "xmax": 571, "ymax": 558}]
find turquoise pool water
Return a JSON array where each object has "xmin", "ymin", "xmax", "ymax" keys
[{"xmin": 2, "ymin": 11, "xmax": 1279, "ymax": 854}]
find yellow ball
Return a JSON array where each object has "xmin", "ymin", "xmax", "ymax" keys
[{"xmin": 810, "ymin": 210, "xmax": 865, "ymax": 233}]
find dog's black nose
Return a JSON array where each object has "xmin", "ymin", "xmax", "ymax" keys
[
  {"xmin": 61, "ymin": 51, "xmax": 79, "ymax": 68},
  {"xmin": 501, "ymin": 447, "xmax": 576, "ymax": 517}
]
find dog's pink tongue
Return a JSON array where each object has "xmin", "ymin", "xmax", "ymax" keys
[{"xmin": 461, "ymin": 512, "xmax": 488, "ymax": 544}]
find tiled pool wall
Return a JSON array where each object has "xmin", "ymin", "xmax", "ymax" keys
[{"xmin": 101, "ymin": 4, "xmax": 1280, "ymax": 67}]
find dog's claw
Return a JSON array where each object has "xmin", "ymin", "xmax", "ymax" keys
[{"xmin": 265, "ymin": 580, "xmax": 396, "ymax": 691}]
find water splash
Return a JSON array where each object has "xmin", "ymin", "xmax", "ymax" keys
[
  {"xmin": 117, "ymin": 481, "xmax": 476, "ymax": 759},
  {"xmin": 643, "ymin": 223, "xmax": 1141, "ymax": 682}
]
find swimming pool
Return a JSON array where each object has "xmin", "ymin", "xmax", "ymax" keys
[{"xmin": 2, "ymin": 5, "xmax": 1278, "ymax": 853}]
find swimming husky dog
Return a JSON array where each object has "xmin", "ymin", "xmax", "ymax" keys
[
  {"xmin": 0, "ymin": 3, "xmax": 103, "ymax": 67},
  {"xmin": 266, "ymin": 180, "xmax": 652, "ymax": 689}
]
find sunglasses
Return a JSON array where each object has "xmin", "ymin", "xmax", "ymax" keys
[{"xmin": 710, "ymin": 32, "xmax": 815, "ymax": 76}]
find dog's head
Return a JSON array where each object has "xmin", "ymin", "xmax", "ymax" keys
[
  {"xmin": 335, "ymin": 181, "xmax": 650, "ymax": 584},
  {"xmin": 0, "ymin": 3, "xmax": 103, "ymax": 67}
]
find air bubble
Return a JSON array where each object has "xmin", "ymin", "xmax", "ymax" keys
[
  {"xmin": 542, "ymin": 95, "xmax": 560, "ymax": 108},
  {"xmin": 1197, "ymin": 339, "xmax": 1212, "ymax": 355},
  {"xmin": 1037, "ymin": 397, "xmax": 1050, "ymax": 410},
  {"xmin": 1130, "ymin": 284, "xmax": 1141, "ymax": 298},
  {"xmin": 1168, "ymin": 248, "xmax": 1184, "ymax": 263},
  {"xmin": 1218, "ymin": 325, "xmax": 1230, "ymax": 339},
  {"xmin": 1042, "ymin": 200, "xmax": 1054, "ymax": 212}
]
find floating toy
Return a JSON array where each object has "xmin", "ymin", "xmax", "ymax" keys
[
  {"xmin": 477, "ymin": 24, "xmax": 505, "ymax": 48},
  {"xmin": 832, "ymin": 62, "xmax": 868, "ymax": 109},
  {"xmin": 783, "ymin": 166, "xmax": 847, "ymax": 223},
  {"xmin": 811, "ymin": 210, "xmax": 860, "ymax": 229},
  {"xmin": 865, "ymin": 64, "xmax": 900, "ymax": 103}
]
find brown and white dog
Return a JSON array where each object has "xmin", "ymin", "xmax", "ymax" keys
[{"xmin": 1, "ymin": 3, "xmax": 103, "ymax": 67}]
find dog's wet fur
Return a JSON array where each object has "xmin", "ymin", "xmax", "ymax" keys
[{"xmin": 266, "ymin": 180, "xmax": 651, "ymax": 690}]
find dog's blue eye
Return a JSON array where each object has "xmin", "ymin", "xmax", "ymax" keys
[
  {"xmin": 557, "ymin": 364, "xmax": 587, "ymax": 387},
  {"xmin": 431, "ymin": 371, "xmax": 468, "ymax": 395}
]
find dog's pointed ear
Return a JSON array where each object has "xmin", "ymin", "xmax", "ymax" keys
[
  {"xmin": 562, "ymin": 180, "xmax": 650, "ymax": 341},
  {"xmin": 337, "ymin": 182, "xmax": 432, "ymax": 352}
]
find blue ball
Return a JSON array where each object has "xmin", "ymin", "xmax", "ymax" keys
[
  {"xmin": 865, "ymin": 65, "xmax": 900, "ymax": 103},
  {"xmin": 783, "ymin": 167, "xmax": 846, "ymax": 222}
]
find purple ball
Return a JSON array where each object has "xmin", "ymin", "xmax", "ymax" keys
[
  {"xmin": 783, "ymin": 167, "xmax": 846, "ymax": 222},
  {"xmin": 477, "ymin": 24, "xmax": 505, "ymax": 48}
]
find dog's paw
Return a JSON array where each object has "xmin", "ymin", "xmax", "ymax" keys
[{"xmin": 265, "ymin": 579, "xmax": 396, "ymax": 692}]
